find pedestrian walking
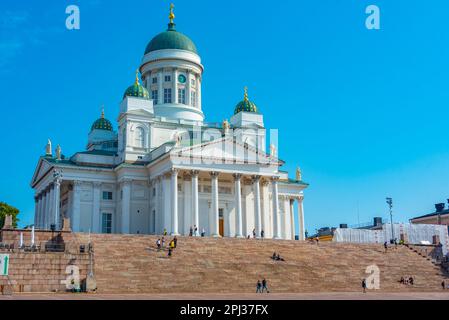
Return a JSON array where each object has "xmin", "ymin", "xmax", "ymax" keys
[
  {"xmin": 362, "ymin": 279, "xmax": 367, "ymax": 293},
  {"xmin": 262, "ymin": 278, "xmax": 269, "ymax": 293},
  {"xmin": 256, "ymin": 280, "xmax": 262, "ymax": 293}
]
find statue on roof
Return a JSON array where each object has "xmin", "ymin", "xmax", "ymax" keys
[
  {"xmin": 296, "ymin": 166, "xmax": 302, "ymax": 181},
  {"xmin": 46, "ymin": 139, "xmax": 52, "ymax": 157},
  {"xmin": 270, "ymin": 143, "xmax": 276, "ymax": 157}
]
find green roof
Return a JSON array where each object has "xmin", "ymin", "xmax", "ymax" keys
[
  {"xmin": 91, "ymin": 113, "xmax": 113, "ymax": 131},
  {"xmin": 144, "ymin": 23, "xmax": 198, "ymax": 55},
  {"xmin": 124, "ymin": 82, "xmax": 150, "ymax": 100},
  {"xmin": 234, "ymin": 88, "xmax": 259, "ymax": 114}
]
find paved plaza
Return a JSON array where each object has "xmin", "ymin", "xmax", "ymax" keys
[{"xmin": 1, "ymin": 292, "xmax": 449, "ymax": 300}]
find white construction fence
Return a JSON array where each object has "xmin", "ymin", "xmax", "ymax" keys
[{"xmin": 333, "ymin": 223, "xmax": 449, "ymax": 256}]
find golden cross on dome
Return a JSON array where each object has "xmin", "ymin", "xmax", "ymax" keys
[
  {"xmin": 135, "ymin": 69, "xmax": 140, "ymax": 85},
  {"xmin": 244, "ymin": 86, "xmax": 248, "ymax": 101},
  {"xmin": 101, "ymin": 105, "xmax": 105, "ymax": 118},
  {"xmin": 169, "ymin": 3, "xmax": 175, "ymax": 24}
]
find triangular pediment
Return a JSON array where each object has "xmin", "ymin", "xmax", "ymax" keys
[
  {"xmin": 30, "ymin": 158, "xmax": 52, "ymax": 187},
  {"xmin": 170, "ymin": 137, "xmax": 282, "ymax": 166}
]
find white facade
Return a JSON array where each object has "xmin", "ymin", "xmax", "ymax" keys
[{"xmin": 31, "ymin": 10, "xmax": 308, "ymax": 240}]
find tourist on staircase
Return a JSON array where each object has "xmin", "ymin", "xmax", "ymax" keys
[
  {"xmin": 256, "ymin": 280, "xmax": 262, "ymax": 293},
  {"xmin": 362, "ymin": 278, "xmax": 367, "ymax": 293},
  {"xmin": 262, "ymin": 278, "xmax": 269, "ymax": 293}
]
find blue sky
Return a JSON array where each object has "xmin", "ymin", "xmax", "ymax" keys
[{"xmin": 1, "ymin": 0, "xmax": 449, "ymax": 234}]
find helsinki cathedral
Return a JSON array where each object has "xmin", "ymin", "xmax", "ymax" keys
[{"xmin": 31, "ymin": 5, "xmax": 308, "ymax": 240}]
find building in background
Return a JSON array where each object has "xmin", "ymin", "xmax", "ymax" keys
[{"xmin": 410, "ymin": 202, "xmax": 449, "ymax": 228}]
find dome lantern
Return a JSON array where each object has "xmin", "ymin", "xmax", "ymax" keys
[
  {"xmin": 91, "ymin": 108, "xmax": 113, "ymax": 132},
  {"xmin": 234, "ymin": 87, "xmax": 259, "ymax": 114},
  {"xmin": 123, "ymin": 70, "xmax": 150, "ymax": 100}
]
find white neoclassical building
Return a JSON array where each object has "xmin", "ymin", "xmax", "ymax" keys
[{"xmin": 31, "ymin": 5, "xmax": 308, "ymax": 240}]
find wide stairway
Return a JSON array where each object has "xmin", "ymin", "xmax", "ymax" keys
[{"xmin": 75, "ymin": 234, "xmax": 447, "ymax": 293}]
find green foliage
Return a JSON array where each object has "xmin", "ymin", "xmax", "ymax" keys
[{"xmin": 0, "ymin": 202, "xmax": 20, "ymax": 228}]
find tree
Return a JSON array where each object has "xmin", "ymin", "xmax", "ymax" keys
[{"xmin": 0, "ymin": 202, "xmax": 20, "ymax": 228}]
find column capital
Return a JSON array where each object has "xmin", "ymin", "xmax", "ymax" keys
[
  {"xmin": 121, "ymin": 178, "xmax": 132, "ymax": 186},
  {"xmin": 190, "ymin": 170, "xmax": 200, "ymax": 177},
  {"xmin": 73, "ymin": 180, "xmax": 82, "ymax": 187},
  {"xmin": 93, "ymin": 181, "xmax": 102, "ymax": 188},
  {"xmin": 261, "ymin": 179, "xmax": 270, "ymax": 186},
  {"xmin": 210, "ymin": 171, "xmax": 219, "ymax": 178},
  {"xmin": 251, "ymin": 175, "xmax": 261, "ymax": 183},
  {"xmin": 171, "ymin": 168, "xmax": 179, "ymax": 175},
  {"xmin": 271, "ymin": 176, "xmax": 280, "ymax": 182},
  {"xmin": 232, "ymin": 173, "xmax": 242, "ymax": 181}
]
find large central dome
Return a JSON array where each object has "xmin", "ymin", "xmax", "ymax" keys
[{"xmin": 144, "ymin": 23, "xmax": 198, "ymax": 55}]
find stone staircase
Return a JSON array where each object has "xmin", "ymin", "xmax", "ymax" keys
[{"xmin": 75, "ymin": 234, "xmax": 448, "ymax": 293}]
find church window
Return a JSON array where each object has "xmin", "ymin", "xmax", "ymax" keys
[
  {"xmin": 102, "ymin": 213, "xmax": 112, "ymax": 234},
  {"xmin": 191, "ymin": 79, "xmax": 195, "ymax": 86},
  {"xmin": 164, "ymin": 88, "xmax": 172, "ymax": 103},
  {"xmin": 152, "ymin": 90, "xmax": 158, "ymax": 104},
  {"xmin": 191, "ymin": 91, "xmax": 196, "ymax": 107},
  {"xmin": 102, "ymin": 191, "xmax": 113, "ymax": 200},
  {"xmin": 164, "ymin": 75, "xmax": 171, "ymax": 82},
  {"xmin": 178, "ymin": 88, "xmax": 186, "ymax": 104},
  {"xmin": 152, "ymin": 77, "xmax": 157, "ymax": 84},
  {"xmin": 135, "ymin": 127, "xmax": 145, "ymax": 148}
]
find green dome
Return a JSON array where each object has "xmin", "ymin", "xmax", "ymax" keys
[
  {"xmin": 234, "ymin": 88, "xmax": 259, "ymax": 114},
  {"xmin": 91, "ymin": 112, "xmax": 113, "ymax": 131},
  {"xmin": 123, "ymin": 81, "xmax": 150, "ymax": 100},
  {"xmin": 144, "ymin": 23, "xmax": 198, "ymax": 55}
]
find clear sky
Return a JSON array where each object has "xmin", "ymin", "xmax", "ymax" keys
[{"xmin": 1, "ymin": 0, "xmax": 449, "ymax": 234}]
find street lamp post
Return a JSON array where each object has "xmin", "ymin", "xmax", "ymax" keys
[{"xmin": 386, "ymin": 197, "xmax": 394, "ymax": 243}]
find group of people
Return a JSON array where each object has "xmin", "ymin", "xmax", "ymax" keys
[
  {"xmin": 188, "ymin": 225, "xmax": 206, "ymax": 237},
  {"xmin": 271, "ymin": 252, "xmax": 285, "ymax": 262},
  {"xmin": 399, "ymin": 276, "xmax": 414, "ymax": 286},
  {"xmin": 156, "ymin": 235, "xmax": 178, "ymax": 257},
  {"xmin": 256, "ymin": 279, "xmax": 269, "ymax": 293},
  {"xmin": 383, "ymin": 239, "xmax": 399, "ymax": 252},
  {"xmin": 247, "ymin": 229, "xmax": 265, "ymax": 239}
]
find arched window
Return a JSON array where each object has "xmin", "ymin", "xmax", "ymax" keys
[{"xmin": 135, "ymin": 127, "xmax": 145, "ymax": 148}]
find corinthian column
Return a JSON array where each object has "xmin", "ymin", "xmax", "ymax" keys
[
  {"xmin": 191, "ymin": 170, "xmax": 200, "ymax": 236},
  {"xmin": 252, "ymin": 175, "xmax": 262, "ymax": 238},
  {"xmin": 233, "ymin": 173, "xmax": 243, "ymax": 238},
  {"xmin": 271, "ymin": 177, "xmax": 281, "ymax": 239},
  {"xmin": 210, "ymin": 171, "xmax": 220, "ymax": 237},
  {"xmin": 171, "ymin": 168, "xmax": 180, "ymax": 235}
]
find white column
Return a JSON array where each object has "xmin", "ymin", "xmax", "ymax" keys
[
  {"xmin": 297, "ymin": 196, "xmax": 305, "ymax": 241},
  {"xmin": 233, "ymin": 174, "xmax": 243, "ymax": 238},
  {"xmin": 72, "ymin": 181, "xmax": 81, "ymax": 232},
  {"xmin": 253, "ymin": 175, "xmax": 262, "ymax": 238},
  {"xmin": 191, "ymin": 170, "xmax": 200, "ymax": 236},
  {"xmin": 262, "ymin": 181, "xmax": 271, "ymax": 238},
  {"xmin": 92, "ymin": 182, "xmax": 101, "ymax": 233},
  {"xmin": 158, "ymin": 70, "xmax": 163, "ymax": 104},
  {"xmin": 171, "ymin": 168, "xmax": 179, "ymax": 235},
  {"xmin": 37, "ymin": 195, "xmax": 43, "ymax": 229},
  {"xmin": 121, "ymin": 180, "xmax": 131, "ymax": 234},
  {"xmin": 47, "ymin": 185, "xmax": 54, "ymax": 229},
  {"xmin": 186, "ymin": 71, "xmax": 191, "ymax": 106},
  {"xmin": 43, "ymin": 189, "xmax": 50, "ymax": 229},
  {"xmin": 272, "ymin": 177, "xmax": 281, "ymax": 239},
  {"xmin": 173, "ymin": 68, "xmax": 178, "ymax": 104},
  {"xmin": 210, "ymin": 171, "xmax": 220, "ymax": 237},
  {"xmin": 183, "ymin": 174, "xmax": 191, "ymax": 235},
  {"xmin": 197, "ymin": 76, "xmax": 202, "ymax": 110},
  {"xmin": 283, "ymin": 197, "xmax": 291, "ymax": 240},
  {"xmin": 54, "ymin": 178, "xmax": 61, "ymax": 230},
  {"xmin": 290, "ymin": 199, "xmax": 296, "ymax": 240},
  {"xmin": 34, "ymin": 196, "xmax": 39, "ymax": 227}
]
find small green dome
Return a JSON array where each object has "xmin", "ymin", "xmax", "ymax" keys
[
  {"xmin": 144, "ymin": 23, "xmax": 198, "ymax": 55},
  {"xmin": 234, "ymin": 87, "xmax": 259, "ymax": 114},
  {"xmin": 91, "ymin": 111, "xmax": 113, "ymax": 131},
  {"xmin": 123, "ymin": 74, "xmax": 150, "ymax": 100}
]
